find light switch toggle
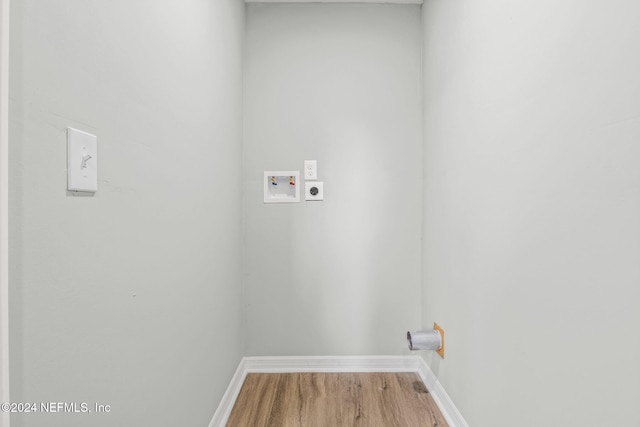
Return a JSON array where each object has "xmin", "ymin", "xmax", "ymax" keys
[{"xmin": 81, "ymin": 154, "xmax": 92, "ymax": 170}]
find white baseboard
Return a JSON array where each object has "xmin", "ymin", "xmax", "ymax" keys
[
  {"xmin": 207, "ymin": 359, "xmax": 248, "ymax": 427},
  {"xmin": 416, "ymin": 357, "xmax": 469, "ymax": 427},
  {"xmin": 209, "ymin": 355, "xmax": 468, "ymax": 427},
  {"xmin": 242, "ymin": 355, "xmax": 423, "ymax": 373}
]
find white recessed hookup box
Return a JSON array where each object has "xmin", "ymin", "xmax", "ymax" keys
[{"xmin": 264, "ymin": 171, "xmax": 300, "ymax": 203}]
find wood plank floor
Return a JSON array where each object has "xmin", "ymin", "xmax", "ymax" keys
[{"xmin": 226, "ymin": 372, "xmax": 448, "ymax": 427}]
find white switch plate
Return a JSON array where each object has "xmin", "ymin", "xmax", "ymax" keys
[
  {"xmin": 304, "ymin": 160, "xmax": 317, "ymax": 180},
  {"xmin": 67, "ymin": 127, "xmax": 98, "ymax": 192},
  {"xmin": 305, "ymin": 181, "xmax": 324, "ymax": 201}
]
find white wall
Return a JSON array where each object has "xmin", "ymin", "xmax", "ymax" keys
[
  {"xmin": 9, "ymin": 1, "xmax": 244, "ymax": 426},
  {"xmin": 421, "ymin": 0, "xmax": 640, "ymax": 426},
  {"xmin": 244, "ymin": 4, "xmax": 423, "ymax": 356},
  {"xmin": 0, "ymin": 0, "xmax": 9, "ymax": 426}
]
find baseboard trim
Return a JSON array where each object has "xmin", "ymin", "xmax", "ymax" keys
[
  {"xmin": 416, "ymin": 357, "xmax": 469, "ymax": 427},
  {"xmin": 243, "ymin": 355, "xmax": 422, "ymax": 373},
  {"xmin": 207, "ymin": 359, "xmax": 248, "ymax": 427},
  {"xmin": 209, "ymin": 355, "xmax": 468, "ymax": 427}
]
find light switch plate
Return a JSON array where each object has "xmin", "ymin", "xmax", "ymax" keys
[
  {"xmin": 305, "ymin": 181, "xmax": 323, "ymax": 201},
  {"xmin": 67, "ymin": 127, "xmax": 97, "ymax": 192}
]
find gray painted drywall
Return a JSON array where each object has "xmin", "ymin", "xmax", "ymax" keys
[
  {"xmin": 0, "ymin": 0, "xmax": 9, "ymax": 424},
  {"xmin": 9, "ymin": 1, "xmax": 244, "ymax": 426},
  {"xmin": 243, "ymin": 4, "xmax": 423, "ymax": 356},
  {"xmin": 421, "ymin": 0, "xmax": 640, "ymax": 425}
]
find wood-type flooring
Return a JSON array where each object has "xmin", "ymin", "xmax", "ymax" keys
[{"xmin": 227, "ymin": 372, "xmax": 448, "ymax": 427}]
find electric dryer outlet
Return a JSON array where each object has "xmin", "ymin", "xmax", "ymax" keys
[{"xmin": 305, "ymin": 181, "xmax": 324, "ymax": 201}]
